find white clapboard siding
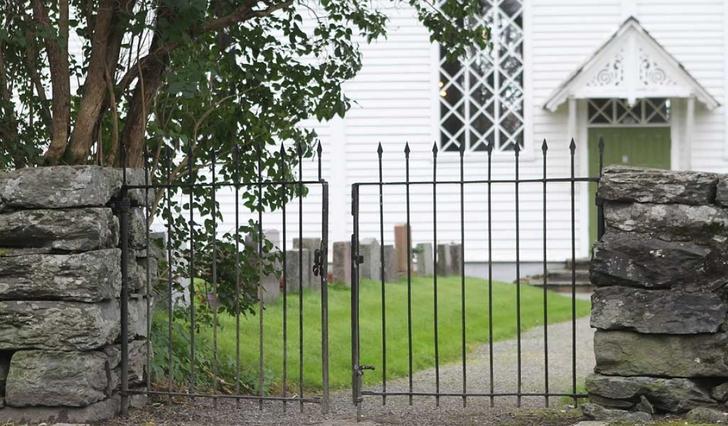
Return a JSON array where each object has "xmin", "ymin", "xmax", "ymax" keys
[
  {"xmin": 634, "ymin": 0, "xmax": 727, "ymax": 172},
  {"xmin": 63, "ymin": 1, "xmax": 728, "ymax": 263}
]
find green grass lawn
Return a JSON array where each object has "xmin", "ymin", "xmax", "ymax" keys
[{"xmin": 155, "ymin": 276, "xmax": 590, "ymax": 394}]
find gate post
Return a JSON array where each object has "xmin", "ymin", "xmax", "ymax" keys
[
  {"xmin": 350, "ymin": 184, "xmax": 361, "ymax": 407},
  {"xmin": 118, "ymin": 188, "xmax": 131, "ymax": 416},
  {"xmin": 320, "ymin": 182, "xmax": 330, "ymax": 414}
]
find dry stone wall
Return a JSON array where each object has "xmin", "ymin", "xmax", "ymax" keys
[
  {"xmin": 0, "ymin": 166, "xmax": 152, "ymax": 424},
  {"xmin": 586, "ymin": 165, "xmax": 728, "ymax": 418}
]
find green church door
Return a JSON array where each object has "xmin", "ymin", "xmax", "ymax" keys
[{"xmin": 588, "ymin": 127, "xmax": 671, "ymax": 245}]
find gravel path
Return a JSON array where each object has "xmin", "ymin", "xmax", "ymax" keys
[{"xmin": 110, "ymin": 317, "xmax": 594, "ymax": 425}]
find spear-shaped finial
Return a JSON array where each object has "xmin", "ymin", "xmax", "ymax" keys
[
  {"xmin": 377, "ymin": 141, "xmax": 383, "ymax": 156},
  {"xmin": 404, "ymin": 142, "xmax": 410, "ymax": 156},
  {"xmin": 316, "ymin": 141, "xmax": 323, "ymax": 156},
  {"xmin": 541, "ymin": 138, "xmax": 548, "ymax": 153},
  {"xmin": 598, "ymin": 136, "xmax": 605, "ymax": 154},
  {"xmin": 514, "ymin": 141, "xmax": 520, "ymax": 156},
  {"xmin": 569, "ymin": 138, "xmax": 576, "ymax": 152},
  {"xmin": 486, "ymin": 141, "xmax": 493, "ymax": 154},
  {"xmin": 432, "ymin": 142, "xmax": 438, "ymax": 157},
  {"xmin": 458, "ymin": 142, "xmax": 465, "ymax": 157}
]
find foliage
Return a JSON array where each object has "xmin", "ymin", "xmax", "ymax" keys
[
  {"xmin": 2, "ymin": 0, "xmax": 487, "ymax": 315},
  {"xmin": 156, "ymin": 276, "xmax": 591, "ymax": 393},
  {"xmin": 0, "ymin": 0, "xmax": 487, "ymax": 168}
]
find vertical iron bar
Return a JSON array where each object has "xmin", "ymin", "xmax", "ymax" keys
[
  {"xmin": 351, "ymin": 184, "xmax": 360, "ymax": 406},
  {"xmin": 120, "ymin": 141, "xmax": 129, "ymax": 416},
  {"xmin": 597, "ymin": 136, "xmax": 606, "ymax": 240},
  {"xmin": 351, "ymin": 185, "xmax": 362, "ymax": 415},
  {"xmin": 515, "ymin": 143, "xmax": 522, "ymax": 407},
  {"xmin": 297, "ymin": 142, "xmax": 304, "ymax": 412},
  {"xmin": 143, "ymin": 144, "xmax": 152, "ymax": 396},
  {"xmin": 317, "ymin": 141, "xmax": 323, "ymax": 182},
  {"xmin": 211, "ymin": 149, "xmax": 219, "ymax": 407},
  {"xmin": 459, "ymin": 143, "xmax": 466, "ymax": 407},
  {"xmin": 257, "ymin": 143, "xmax": 265, "ymax": 410},
  {"xmin": 404, "ymin": 143, "xmax": 413, "ymax": 406},
  {"xmin": 569, "ymin": 138, "xmax": 577, "ymax": 405},
  {"xmin": 280, "ymin": 144, "xmax": 289, "ymax": 410},
  {"xmin": 119, "ymin": 186, "xmax": 130, "ymax": 416},
  {"xmin": 320, "ymin": 182, "xmax": 330, "ymax": 414},
  {"xmin": 542, "ymin": 139, "xmax": 549, "ymax": 407},
  {"xmin": 377, "ymin": 142, "xmax": 386, "ymax": 406},
  {"xmin": 234, "ymin": 144, "xmax": 242, "ymax": 401},
  {"xmin": 487, "ymin": 142, "xmax": 494, "ymax": 408},
  {"xmin": 165, "ymin": 147, "xmax": 173, "ymax": 401},
  {"xmin": 432, "ymin": 143, "xmax": 440, "ymax": 407},
  {"xmin": 187, "ymin": 143, "xmax": 197, "ymax": 397}
]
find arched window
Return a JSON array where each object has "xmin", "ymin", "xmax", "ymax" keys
[{"xmin": 439, "ymin": 0, "xmax": 524, "ymax": 152}]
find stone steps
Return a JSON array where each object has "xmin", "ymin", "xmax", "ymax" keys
[{"xmin": 518, "ymin": 259, "xmax": 592, "ymax": 292}]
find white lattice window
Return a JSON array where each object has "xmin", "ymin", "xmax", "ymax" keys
[
  {"xmin": 438, "ymin": 0, "xmax": 524, "ymax": 153},
  {"xmin": 588, "ymin": 98, "xmax": 671, "ymax": 126}
]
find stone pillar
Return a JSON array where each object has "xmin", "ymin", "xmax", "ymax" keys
[
  {"xmin": 332, "ymin": 241, "xmax": 352, "ymax": 286},
  {"xmin": 415, "ymin": 243, "xmax": 434, "ymax": 276},
  {"xmin": 584, "ymin": 166, "xmax": 728, "ymax": 421},
  {"xmin": 0, "ymin": 166, "xmax": 150, "ymax": 423}
]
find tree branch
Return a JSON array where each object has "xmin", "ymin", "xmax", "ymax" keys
[
  {"xmin": 0, "ymin": 40, "xmax": 22, "ymax": 167},
  {"xmin": 116, "ymin": 0, "xmax": 293, "ymax": 93},
  {"xmin": 65, "ymin": 0, "xmax": 135, "ymax": 164},
  {"xmin": 33, "ymin": 0, "xmax": 71, "ymax": 165}
]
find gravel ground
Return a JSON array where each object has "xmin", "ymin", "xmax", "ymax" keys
[{"xmin": 109, "ymin": 316, "xmax": 594, "ymax": 425}]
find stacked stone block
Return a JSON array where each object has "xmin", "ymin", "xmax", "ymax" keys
[
  {"xmin": 0, "ymin": 166, "xmax": 151, "ymax": 423},
  {"xmin": 586, "ymin": 166, "xmax": 728, "ymax": 418}
]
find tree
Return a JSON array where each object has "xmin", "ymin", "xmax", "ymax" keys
[
  {"xmin": 0, "ymin": 0, "xmax": 485, "ymax": 319},
  {"xmin": 0, "ymin": 0, "xmax": 485, "ymax": 170}
]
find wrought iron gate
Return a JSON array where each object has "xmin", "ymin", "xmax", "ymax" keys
[
  {"xmin": 351, "ymin": 139, "xmax": 604, "ymax": 409},
  {"xmin": 118, "ymin": 143, "xmax": 330, "ymax": 414}
]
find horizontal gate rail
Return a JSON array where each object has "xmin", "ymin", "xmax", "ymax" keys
[{"xmin": 351, "ymin": 138, "xmax": 605, "ymax": 410}]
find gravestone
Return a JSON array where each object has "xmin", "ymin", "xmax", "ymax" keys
[
  {"xmin": 415, "ymin": 243, "xmax": 434, "ymax": 276},
  {"xmin": 449, "ymin": 244, "xmax": 463, "ymax": 275},
  {"xmin": 436, "ymin": 244, "xmax": 452, "ymax": 276},
  {"xmin": 332, "ymin": 241, "xmax": 352, "ymax": 286},
  {"xmin": 284, "ymin": 249, "xmax": 312, "ymax": 292},
  {"xmin": 359, "ymin": 238, "xmax": 381, "ymax": 280},
  {"xmin": 245, "ymin": 229, "xmax": 282, "ymax": 303},
  {"xmin": 294, "ymin": 238, "xmax": 320, "ymax": 288},
  {"xmin": 393, "ymin": 224, "xmax": 410, "ymax": 273},
  {"xmin": 383, "ymin": 245, "xmax": 399, "ymax": 282}
]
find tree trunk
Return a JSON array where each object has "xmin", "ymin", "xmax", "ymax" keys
[
  {"xmin": 119, "ymin": 53, "xmax": 168, "ymax": 168},
  {"xmin": 65, "ymin": 0, "xmax": 116, "ymax": 164},
  {"xmin": 33, "ymin": 0, "xmax": 71, "ymax": 165}
]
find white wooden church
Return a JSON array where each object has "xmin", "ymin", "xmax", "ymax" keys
[{"xmin": 269, "ymin": 0, "xmax": 727, "ymax": 272}]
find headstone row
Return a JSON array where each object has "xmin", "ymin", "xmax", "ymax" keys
[{"xmin": 329, "ymin": 224, "xmax": 463, "ymax": 286}]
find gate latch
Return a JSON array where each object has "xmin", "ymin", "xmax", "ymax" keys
[
  {"xmin": 313, "ymin": 248, "xmax": 323, "ymax": 277},
  {"xmin": 356, "ymin": 364, "xmax": 375, "ymax": 376}
]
